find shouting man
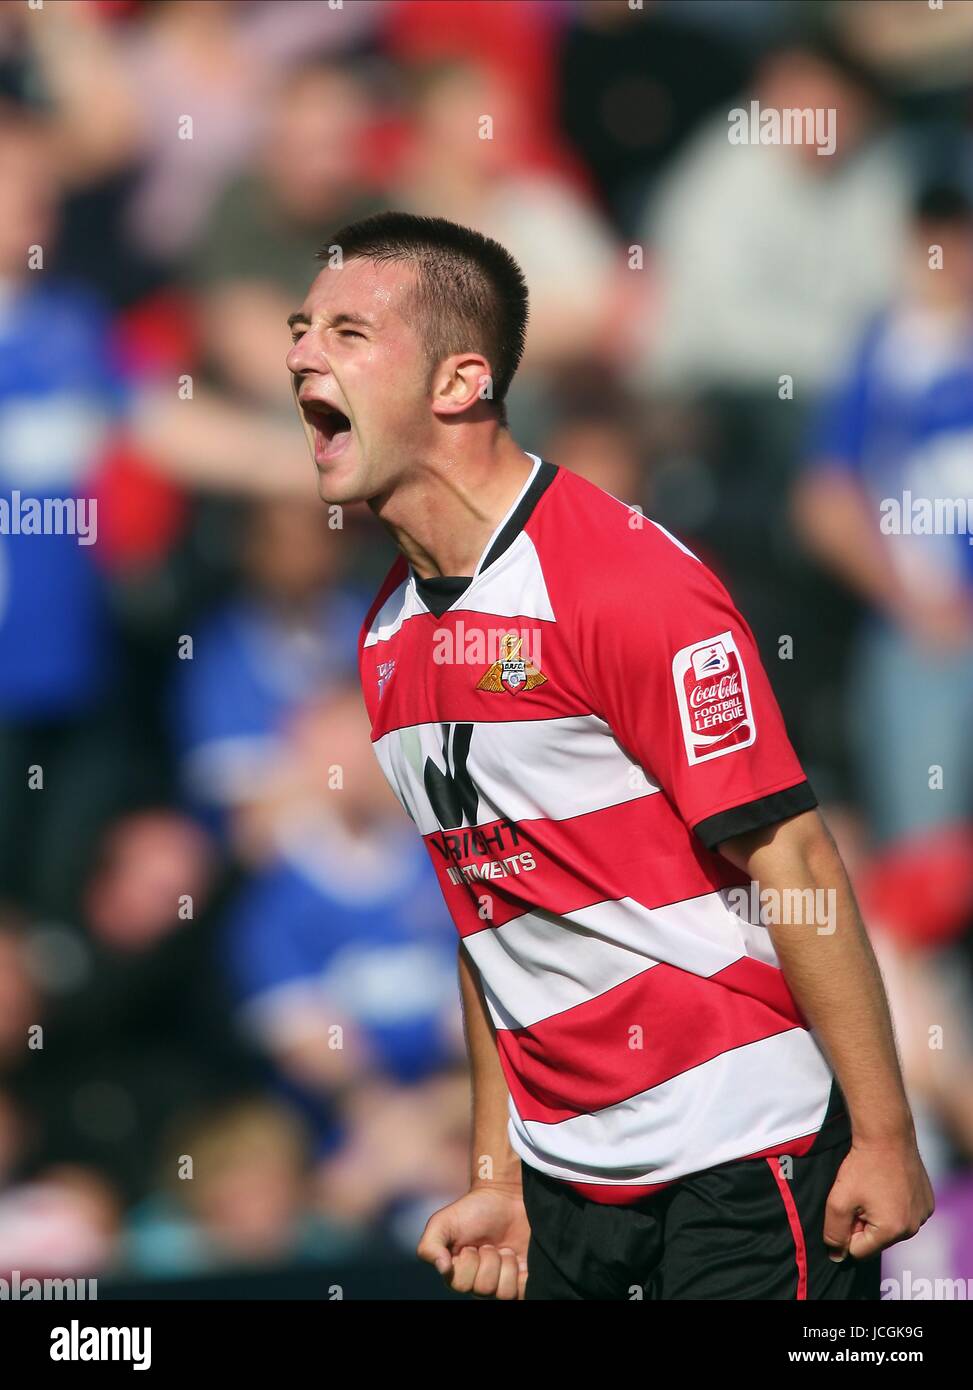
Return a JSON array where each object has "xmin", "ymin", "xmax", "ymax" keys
[{"xmin": 286, "ymin": 211, "xmax": 932, "ymax": 1301}]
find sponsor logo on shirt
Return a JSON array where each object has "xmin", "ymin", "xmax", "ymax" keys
[
  {"xmin": 421, "ymin": 726, "xmax": 539, "ymax": 887},
  {"xmin": 428, "ymin": 821, "xmax": 536, "ymax": 886},
  {"xmin": 376, "ymin": 658, "xmax": 396, "ymax": 699},
  {"xmin": 672, "ymin": 632, "xmax": 756, "ymax": 764}
]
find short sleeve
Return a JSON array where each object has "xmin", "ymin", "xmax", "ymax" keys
[{"xmin": 583, "ymin": 523, "xmax": 816, "ymax": 850}]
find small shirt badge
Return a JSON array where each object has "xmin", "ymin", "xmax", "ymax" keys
[{"xmin": 476, "ymin": 634, "xmax": 547, "ymax": 696}]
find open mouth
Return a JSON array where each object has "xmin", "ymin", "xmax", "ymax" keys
[{"xmin": 303, "ymin": 403, "xmax": 352, "ymax": 462}]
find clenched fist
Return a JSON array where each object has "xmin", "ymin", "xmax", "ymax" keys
[{"xmin": 418, "ymin": 1184, "xmax": 531, "ymax": 1300}]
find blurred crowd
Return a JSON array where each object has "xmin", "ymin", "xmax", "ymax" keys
[{"xmin": 0, "ymin": 0, "xmax": 972, "ymax": 1292}]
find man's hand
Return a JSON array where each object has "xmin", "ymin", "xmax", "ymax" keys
[
  {"xmin": 823, "ymin": 1136, "xmax": 935, "ymax": 1262},
  {"xmin": 720, "ymin": 811, "xmax": 936, "ymax": 1269},
  {"xmin": 417, "ymin": 1183, "xmax": 531, "ymax": 1300}
]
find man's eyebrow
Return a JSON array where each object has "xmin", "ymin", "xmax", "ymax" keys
[
  {"xmin": 331, "ymin": 312, "xmax": 374, "ymax": 330},
  {"xmin": 287, "ymin": 310, "xmax": 375, "ymax": 332}
]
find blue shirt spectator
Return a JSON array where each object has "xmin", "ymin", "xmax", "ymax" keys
[
  {"xmin": 221, "ymin": 813, "xmax": 462, "ymax": 1148},
  {"xmin": 0, "ymin": 280, "xmax": 123, "ymax": 718},
  {"xmin": 813, "ymin": 306, "xmax": 973, "ymax": 596},
  {"xmin": 169, "ymin": 587, "xmax": 363, "ymax": 820},
  {"xmin": 799, "ymin": 186, "xmax": 973, "ymax": 845}
]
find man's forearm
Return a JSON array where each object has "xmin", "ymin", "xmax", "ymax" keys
[
  {"xmin": 723, "ymin": 812, "xmax": 914, "ymax": 1145},
  {"xmin": 458, "ymin": 943, "xmax": 522, "ymax": 1188}
]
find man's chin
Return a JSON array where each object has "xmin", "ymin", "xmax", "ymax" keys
[{"xmin": 314, "ymin": 466, "xmax": 368, "ymax": 508}]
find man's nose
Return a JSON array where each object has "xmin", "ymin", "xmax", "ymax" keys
[
  {"xmin": 286, "ymin": 338, "xmax": 310, "ymax": 376},
  {"xmin": 287, "ymin": 324, "xmax": 326, "ymax": 371}
]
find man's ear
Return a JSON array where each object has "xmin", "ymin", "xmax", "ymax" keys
[{"xmin": 431, "ymin": 353, "xmax": 494, "ymax": 418}]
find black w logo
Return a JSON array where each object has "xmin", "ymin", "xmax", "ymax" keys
[{"xmin": 423, "ymin": 723, "xmax": 479, "ymax": 830}]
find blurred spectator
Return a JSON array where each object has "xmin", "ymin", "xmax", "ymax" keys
[
  {"xmin": 620, "ymin": 28, "xmax": 921, "ymax": 805},
  {"xmin": 0, "ymin": 1164, "xmax": 122, "ymax": 1277},
  {"xmin": 188, "ymin": 56, "xmax": 385, "ymax": 414},
  {"xmin": 633, "ymin": 33, "xmax": 913, "ymax": 396},
  {"xmin": 18, "ymin": 0, "xmax": 381, "ymax": 276},
  {"xmin": 541, "ymin": 385, "xmax": 648, "ymax": 508},
  {"xmin": 315, "ymin": 1068, "xmax": 470, "ymax": 1243},
  {"xmin": 83, "ymin": 809, "xmax": 214, "ymax": 951},
  {"xmin": 131, "ymin": 372, "xmax": 315, "ymax": 498},
  {"xmin": 391, "ymin": 59, "xmax": 628, "ymax": 437},
  {"xmin": 221, "ymin": 684, "xmax": 463, "ymax": 1156},
  {"xmin": 123, "ymin": 1097, "xmax": 361, "ymax": 1276},
  {"xmin": 0, "ymin": 104, "xmax": 137, "ymax": 911},
  {"xmin": 839, "ymin": 0, "xmax": 973, "ymax": 106},
  {"xmin": 382, "ymin": 0, "xmax": 569, "ymax": 160},
  {"xmin": 169, "ymin": 499, "xmax": 362, "ymax": 834},
  {"xmin": 120, "ymin": 0, "xmax": 379, "ymax": 268},
  {"xmin": 796, "ymin": 182, "xmax": 973, "ymax": 845},
  {"xmin": 7, "ymin": 809, "xmax": 249, "ymax": 1206},
  {"xmin": 556, "ymin": 0, "xmax": 749, "ymax": 234},
  {"xmin": 0, "ymin": 108, "xmax": 120, "ymax": 720}
]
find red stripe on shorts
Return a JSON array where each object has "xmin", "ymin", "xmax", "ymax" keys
[{"xmin": 766, "ymin": 1155, "xmax": 808, "ymax": 1299}]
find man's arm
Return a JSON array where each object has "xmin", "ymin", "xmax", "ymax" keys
[
  {"xmin": 458, "ymin": 942, "xmax": 523, "ymax": 1191},
  {"xmin": 793, "ymin": 467, "xmax": 973, "ymax": 647},
  {"xmin": 416, "ymin": 944, "xmax": 530, "ymax": 1299},
  {"xmin": 719, "ymin": 808, "xmax": 934, "ymax": 1260}
]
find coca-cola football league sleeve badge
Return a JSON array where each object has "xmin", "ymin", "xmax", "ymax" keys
[{"xmin": 672, "ymin": 632, "xmax": 756, "ymax": 765}]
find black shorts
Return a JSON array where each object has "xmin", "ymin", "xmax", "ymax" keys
[{"xmin": 522, "ymin": 1135, "xmax": 882, "ymax": 1300}]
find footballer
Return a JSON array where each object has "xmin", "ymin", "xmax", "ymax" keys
[{"xmin": 286, "ymin": 211, "xmax": 933, "ymax": 1300}]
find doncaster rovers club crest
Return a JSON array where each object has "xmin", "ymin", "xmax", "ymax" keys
[{"xmin": 476, "ymin": 634, "xmax": 546, "ymax": 696}]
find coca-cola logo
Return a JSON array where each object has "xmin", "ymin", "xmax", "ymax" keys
[
  {"xmin": 689, "ymin": 673, "xmax": 741, "ymax": 708},
  {"xmin": 673, "ymin": 630, "xmax": 757, "ymax": 764}
]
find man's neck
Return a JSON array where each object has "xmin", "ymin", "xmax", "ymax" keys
[{"xmin": 370, "ymin": 430, "xmax": 536, "ymax": 580}]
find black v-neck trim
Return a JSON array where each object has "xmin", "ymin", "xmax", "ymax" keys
[
  {"xmin": 412, "ymin": 459, "xmax": 558, "ymax": 618},
  {"xmin": 412, "ymin": 574, "xmax": 472, "ymax": 618}
]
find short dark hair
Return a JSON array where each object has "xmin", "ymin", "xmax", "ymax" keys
[{"xmin": 317, "ymin": 211, "xmax": 529, "ymax": 423}]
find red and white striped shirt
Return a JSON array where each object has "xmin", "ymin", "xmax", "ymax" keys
[{"xmin": 358, "ymin": 456, "xmax": 848, "ymax": 1202}]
